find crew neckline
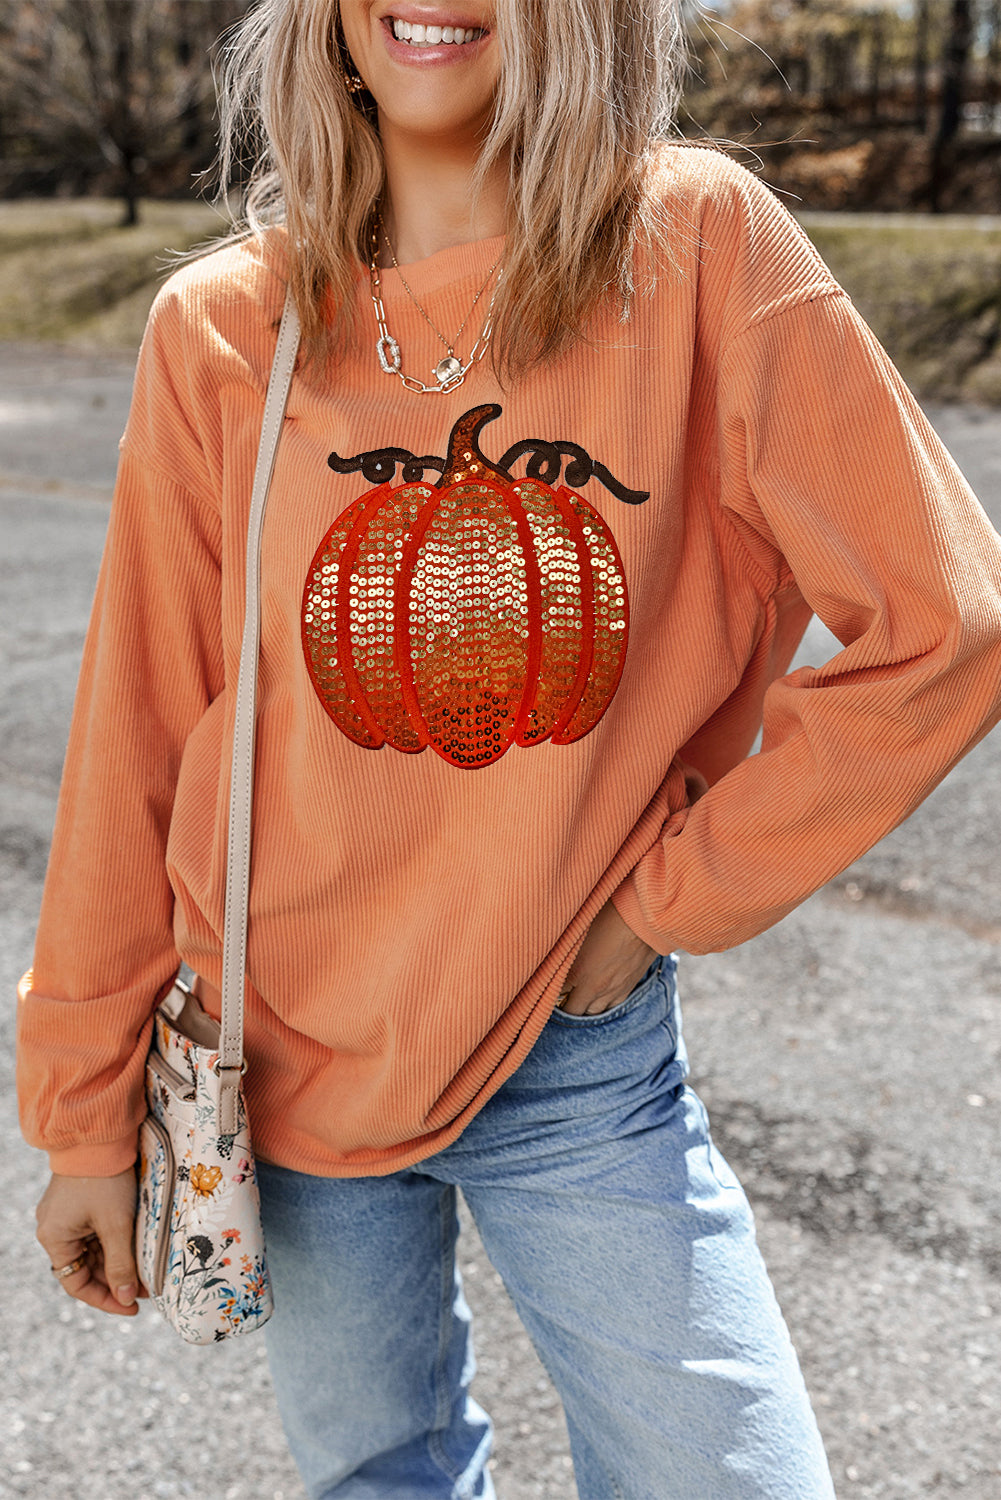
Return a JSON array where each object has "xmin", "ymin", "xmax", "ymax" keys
[{"xmin": 370, "ymin": 234, "xmax": 506, "ymax": 303}]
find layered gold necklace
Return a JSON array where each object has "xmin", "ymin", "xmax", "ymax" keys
[{"xmin": 368, "ymin": 217, "xmax": 503, "ymax": 395}]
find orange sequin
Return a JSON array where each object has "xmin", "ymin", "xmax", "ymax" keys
[{"xmin": 302, "ymin": 409, "xmax": 630, "ymax": 769}]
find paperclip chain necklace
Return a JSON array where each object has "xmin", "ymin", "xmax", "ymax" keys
[{"xmin": 368, "ymin": 217, "xmax": 504, "ymax": 395}]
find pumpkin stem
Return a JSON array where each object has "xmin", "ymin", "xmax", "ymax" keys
[{"xmin": 438, "ymin": 405, "xmax": 508, "ymax": 488}]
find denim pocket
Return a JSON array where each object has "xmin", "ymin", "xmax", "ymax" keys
[{"xmin": 548, "ymin": 955, "xmax": 667, "ymax": 1028}]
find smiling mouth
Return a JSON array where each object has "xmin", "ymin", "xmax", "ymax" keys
[{"xmin": 388, "ymin": 18, "xmax": 487, "ymax": 46}]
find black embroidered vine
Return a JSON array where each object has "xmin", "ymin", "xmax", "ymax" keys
[
  {"xmin": 328, "ymin": 447, "xmax": 444, "ymax": 485},
  {"xmin": 496, "ymin": 439, "xmax": 649, "ymax": 506},
  {"xmin": 328, "ymin": 404, "xmax": 649, "ymax": 504}
]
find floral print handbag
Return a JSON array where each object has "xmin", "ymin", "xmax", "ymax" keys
[
  {"xmin": 135, "ymin": 979, "xmax": 273, "ymax": 1343},
  {"xmin": 133, "ymin": 289, "xmax": 300, "ymax": 1344}
]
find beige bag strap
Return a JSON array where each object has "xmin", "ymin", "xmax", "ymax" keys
[{"xmin": 217, "ymin": 287, "xmax": 301, "ymax": 1134}]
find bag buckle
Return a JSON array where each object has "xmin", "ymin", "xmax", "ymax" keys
[{"xmin": 211, "ymin": 1058, "xmax": 248, "ymax": 1078}]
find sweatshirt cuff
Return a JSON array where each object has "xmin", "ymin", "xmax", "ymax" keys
[
  {"xmin": 611, "ymin": 877, "xmax": 675, "ymax": 954},
  {"xmin": 47, "ymin": 1133, "xmax": 139, "ymax": 1178}
]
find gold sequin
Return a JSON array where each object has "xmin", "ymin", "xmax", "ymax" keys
[{"xmin": 301, "ymin": 469, "xmax": 629, "ymax": 768}]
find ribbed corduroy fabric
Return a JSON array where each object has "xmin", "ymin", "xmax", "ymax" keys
[{"xmin": 18, "ymin": 147, "xmax": 1001, "ymax": 1178}]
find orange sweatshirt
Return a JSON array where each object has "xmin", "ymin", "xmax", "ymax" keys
[{"xmin": 17, "ymin": 147, "xmax": 1001, "ymax": 1179}]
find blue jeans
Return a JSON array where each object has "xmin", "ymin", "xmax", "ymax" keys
[{"xmin": 257, "ymin": 957, "xmax": 836, "ymax": 1499}]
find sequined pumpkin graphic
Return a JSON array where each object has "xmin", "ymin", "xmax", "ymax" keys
[{"xmin": 301, "ymin": 405, "xmax": 632, "ymax": 769}]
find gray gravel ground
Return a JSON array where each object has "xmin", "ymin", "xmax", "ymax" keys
[{"xmin": 1, "ymin": 345, "xmax": 1000, "ymax": 1499}]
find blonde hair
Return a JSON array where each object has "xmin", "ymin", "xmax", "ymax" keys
[{"xmin": 216, "ymin": 0, "xmax": 686, "ymax": 377}]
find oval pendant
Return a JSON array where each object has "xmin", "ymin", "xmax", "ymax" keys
[
  {"xmin": 435, "ymin": 355, "xmax": 463, "ymax": 385},
  {"xmin": 376, "ymin": 334, "xmax": 401, "ymax": 375}
]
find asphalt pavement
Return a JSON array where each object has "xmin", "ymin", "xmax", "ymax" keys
[{"xmin": 1, "ymin": 343, "xmax": 999, "ymax": 1499}]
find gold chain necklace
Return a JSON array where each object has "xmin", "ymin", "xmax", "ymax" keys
[{"xmin": 368, "ymin": 219, "xmax": 503, "ymax": 395}]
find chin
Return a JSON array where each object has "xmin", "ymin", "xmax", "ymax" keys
[{"xmin": 373, "ymin": 81, "xmax": 497, "ymax": 144}]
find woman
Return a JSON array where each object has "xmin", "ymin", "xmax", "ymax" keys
[{"xmin": 18, "ymin": 2, "xmax": 1001, "ymax": 1496}]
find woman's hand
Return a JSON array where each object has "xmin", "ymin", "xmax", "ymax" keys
[
  {"xmin": 36, "ymin": 1169, "xmax": 145, "ymax": 1317},
  {"xmin": 557, "ymin": 899, "xmax": 657, "ymax": 1015}
]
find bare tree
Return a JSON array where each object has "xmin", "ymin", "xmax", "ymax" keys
[{"xmin": 0, "ymin": 0, "xmax": 248, "ymax": 222}]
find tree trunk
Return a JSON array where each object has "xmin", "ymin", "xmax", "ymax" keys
[
  {"xmin": 914, "ymin": 0, "xmax": 929, "ymax": 133},
  {"xmin": 112, "ymin": 6, "xmax": 140, "ymax": 226},
  {"xmin": 120, "ymin": 152, "xmax": 141, "ymax": 227},
  {"xmin": 930, "ymin": 0, "xmax": 973, "ymax": 211},
  {"xmin": 936, "ymin": 0, "xmax": 973, "ymax": 148},
  {"xmin": 868, "ymin": 16, "xmax": 885, "ymax": 128},
  {"xmin": 987, "ymin": 0, "xmax": 1001, "ymax": 116}
]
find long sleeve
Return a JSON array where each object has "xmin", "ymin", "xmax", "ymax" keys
[
  {"xmin": 15, "ymin": 178, "xmax": 1001, "ymax": 1183},
  {"xmin": 16, "ymin": 307, "xmax": 225, "ymax": 1174},
  {"xmin": 612, "ymin": 288, "xmax": 1001, "ymax": 954}
]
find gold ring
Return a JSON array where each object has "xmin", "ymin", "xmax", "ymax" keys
[{"xmin": 51, "ymin": 1252, "xmax": 89, "ymax": 1280}]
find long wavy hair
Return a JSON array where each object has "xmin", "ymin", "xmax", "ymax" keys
[{"xmin": 216, "ymin": 0, "xmax": 687, "ymax": 376}]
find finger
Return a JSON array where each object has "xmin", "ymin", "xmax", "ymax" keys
[
  {"xmin": 45, "ymin": 1218, "xmax": 140, "ymax": 1311},
  {"xmin": 44, "ymin": 1238, "xmax": 137, "ymax": 1316},
  {"xmin": 557, "ymin": 976, "xmax": 636, "ymax": 1015},
  {"xmin": 39, "ymin": 1230, "xmax": 97, "ymax": 1278},
  {"xmin": 79, "ymin": 1236, "xmax": 148, "ymax": 1298},
  {"xmin": 555, "ymin": 981, "xmax": 580, "ymax": 1013},
  {"xmin": 91, "ymin": 1213, "xmax": 141, "ymax": 1309},
  {"xmin": 83, "ymin": 1255, "xmax": 149, "ymax": 1299},
  {"xmin": 556, "ymin": 987, "xmax": 601, "ymax": 1015},
  {"xmin": 59, "ymin": 1264, "xmax": 140, "ymax": 1317}
]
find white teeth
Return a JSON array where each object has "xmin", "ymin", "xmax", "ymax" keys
[{"xmin": 390, "ymin": 18, "xmax": 479, "ymax": 46}]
